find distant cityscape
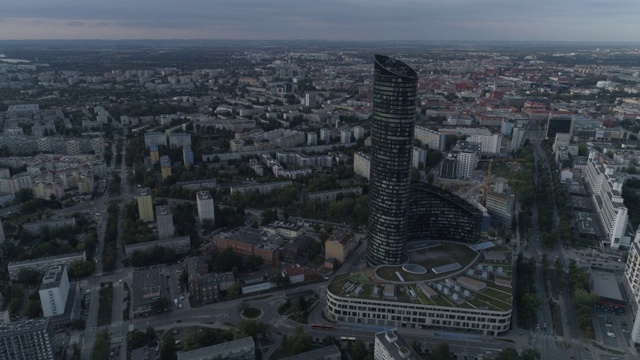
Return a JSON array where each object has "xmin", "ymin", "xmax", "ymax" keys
[{"xmin": 0, "ymin": 41, "xmax": 639, "ymax": 360}]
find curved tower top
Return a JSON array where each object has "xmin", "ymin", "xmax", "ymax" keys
[
  {"xmin": 374, "ymin": 54, "xmax": 418, "ymax": 80},
  {"xmin": 367, "ymin": 55, "xmax": 418, "ymax": 266}
]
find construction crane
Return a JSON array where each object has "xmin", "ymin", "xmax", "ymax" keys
[{"xmin": 480, "ymin": 158, "xmax": 525, "ymax": 206}]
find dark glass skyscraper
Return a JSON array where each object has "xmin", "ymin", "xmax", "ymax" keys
[{"xmin": 367, "ymin": 55, "xmax": 418, "ymax": 266}]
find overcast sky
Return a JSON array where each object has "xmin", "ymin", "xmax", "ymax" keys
[{"xmin": 0, "ymin": 0, "xmax": 638, "ymax": 42}]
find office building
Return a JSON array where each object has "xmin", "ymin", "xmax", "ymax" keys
[
  {"xmin": 156, "ymin": 205, "xmax": 174, "ymax": 239},
  {"xmin": 624, "ymin": 239, "xmax": 640, "ymax": 343},
  {"xmin": 160, "ymin": 155, "xmax": 172, "ymax": 180},
  {"xmin": 485, "ymin": 191, "xmax": 516, "ymax": 228},
  {"xmin": 196, "ymin": 190, "xmax": 215, "ymax": 224},
  {"xmin": 176, "ymin": 336, "xmax": 255, "ymax": 360},
  {"xmin": 0, "ymin": 318, "xmax": 56, "ymax": 360},
  {"xmin": 132, "ymin": 268, "xmax": 165, "ymax": 318},
  {"xmin": 137, "ymin": 187, "xmax": 154, "ymax": 222},
  {"xmin": 584, "ymin": 151, "xmax": 629, "ymax": 249},
  {"xmin": 39, "ymin": 266, "xmax": 70, "ymax": 318},
  {"xmin": 149, "ymin": 145, "xmax": 160, "ymax": 164},
  {"xmin": 546, "ymin": 115, "xmax": 574, "ymax": 140},
  {"xmin": 374, "ymin": 330, "xmax": 421, "ymax": 360},
  {"xmin": 367, "ymin": 54, "xmax": 418, "ymax": 266},
  {"xmin": 408, "ymin": 182, "xmax": 482, "ymax": 244}
]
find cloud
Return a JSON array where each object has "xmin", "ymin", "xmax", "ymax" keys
[{"xmin": 0, "ymin": 0, "xmax": 638, "ymax": 41}]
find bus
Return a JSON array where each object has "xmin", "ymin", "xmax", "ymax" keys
[
  {"xmin": 340, "ymin": 336, "xmax": 356, "ymax": 342},
  {"xmin": 311, "ymin": 323, "xmax": 334, "ymax": 330}
]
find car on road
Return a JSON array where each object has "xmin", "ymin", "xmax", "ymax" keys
[{"xmin": 607, "ymin": 331, "xmax": 616, "ymax": 338}]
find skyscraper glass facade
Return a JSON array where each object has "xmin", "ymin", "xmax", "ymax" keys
[{"xmin": 367, "ymin": 55, "xmax": 418, "ymax": 266}]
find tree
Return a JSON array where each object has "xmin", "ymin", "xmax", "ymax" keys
[
  {"xmin": 151, "ymin": 297, "xmax": 171, "ymax": 313},
  {"xmin": 159, "ymin": 335, "xmax": 178, "ymax": 360},
  {"xmin": 350, "ymin": 340, "xmax": 370, "ymax": 360},
  {"xmin": 496, "ymin": 348, "xmax": 519, "ymax": 360},
  {"xmin": 430, "ymin": 341, "xmax": 452, "ymax": 360},
  {"xmin": 520, "ymin": 349, "xmax": 541, "ymax": 360}
]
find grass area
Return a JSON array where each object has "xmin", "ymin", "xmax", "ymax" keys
[
  {"xmin": 277, "ymin": 295, "xmax": 317, "ymax": 323},
  {"xmin": 97, "ymin": 282, "xmax": 114, "ymax": 326},
  {"xmin": 376, "ymin": 242, "xmax": 478, "ymax": 282},
  {"xmin": 242, "ymin": 307, "xmax": 261, "ymax": 319}
]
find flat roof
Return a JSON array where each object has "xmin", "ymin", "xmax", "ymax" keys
[
  {"xmin": 176, "ymin": 336, "xmax": 254, "ymax": 360},
  {"xmin": 591, "ymin": 268, "xmax": 623, "ymax": 301}
]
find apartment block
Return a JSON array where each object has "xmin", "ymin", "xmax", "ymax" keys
[{"xmin": 137, "ymin": 187, "xmax": 154, "ymax": 222}]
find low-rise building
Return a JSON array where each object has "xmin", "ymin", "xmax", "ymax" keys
[
  {"xmin": 132, "ymin": 269, "xmax": 165, "ymax": 318},
  {"xmin": 176, "ymin": 336, "xmax": 255, "ymax": 360},
  {"xmin": 212, "ymin": 227, "xmax": 284, "ymax": 266},
  {"xmin": 22, "ymin": 218, "xmax": 76, "ymax": 235},
  {"xmin": 187, "ymin": 256, "xmax": 235, "ymax": 306},
  {"xmin": 325, "ymin": 230, "xmax": 357, "ymax": 263}
]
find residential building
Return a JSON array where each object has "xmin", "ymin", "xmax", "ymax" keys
[
  {"xmin": 229, "ymin": 181, "xmax": 292, "ymax": 195},
  {"xmin": 160, "ymin": 155, "xmax": 172, "ymax": 179},
  {"xmin": 149, "ymin": 145, "xmax": 160, "ymax": 164},
  {"xmin": 325, "ymin": 230, "xmax": 357, "ymax": 263},
  {"xmin": 0, "ymin": 318, "xmax": 56, "ymax": 360},
  {"xmin": 196, "ymin": 190, "xmax": 215, "ymax": 224},
  {"xmin": 124, "ymin": 236, "xmax": 191, "ymax": 257},
  {"xmin": 306, "ymin": 132, "xmax": 318, "ymax": 146},
  {"xmin": 320, "ymin": 128, "xmax": 331, "ymax": 143},
  {"xmin": 452, "ymin": 141, "xmax": 481, "ymax": 180},
  {"xmin": 39, "ymin": 265, "xmax": 70, "ymax": 318},
  {"xmin": 412, "ymin": 147, "xmax": 427, "ymax": 169},
  {"xmin": 340, "ymin": 129, "xmax": 351, "ymax": 144},
  {"xmin": 144, "ymin": 131, "xmax": 167, "ymax": 147},
  {"xmin": 183, "ymin": 146, "xmax": 194, "ymax": 167},
  {"xmin": 169, "ymin": 133, "xmax": 192, "ymax": 149},
  {"xmin": 367, "ymin": 55, "xmax": 418, "ymax": 266},
  {"xmin": 261, "ymin": 220, "xmax": 305, "ymax": 239},
  {"xmin": 353, "ymin": 152, "xmax": 371, "ymax": 179},
  {"xmin": 414, "ymin": 126, "xmax": 446, "ymax": 151},
  {"xmin": 353, "ymin": 126, "xmax": 365, "ymax": 141},
  {"xmin": 156, "ymin": 205, "xmax": 174, "ymax": 239},
  {"xmin": 468, "ymin": 133, "xmax": 501, "ymax": 154},
  {"xmin": 176, "ymin": 336, "xmax": 255, "ymax": 360},
  {"xmin": 137, "ymin": 187, "xmax": 154, "ymax": 222},
  {"xmin": 305, "ymin": 92, "xmax": 317, "ymax": 107},
  {"xmin": 374, "ymin": 330, "xmax": 421, "ymax": 360},
  {"xmin": 8, "ymin": 252, "xmax": 86, "ymax": 281},
  {"xmin": 176, "ymin": 178, "xmax": 216, "ymax": 190},
  {"xmin": 307, "ymin": 187, "xmax": 362, "ymax": 203},
  {"xmin": 0, "ymin": 219, "xmax": 4, "ymax": 242},
  {"xmin": 23, "ymin": 218, "xmax": 76, "ymax": 235}
]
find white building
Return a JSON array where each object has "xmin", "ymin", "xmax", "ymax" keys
[
  {"xmin": 354, "ymin": 152, "xmax": 371, "ymax": 179},
  {"xmin": 374, "ymin": 330, "xmax": 421, "ymax": 360},
  {"xmin": 584, "ymin": 151, "xmax": 629, "ymax": 249},
  {"xmin": 39, "ymin": 265, "xmax": 70, "ymax": 317},
  {"xmin": 156, "ymin": 205, "xmax": 174, "ymax": 239},
  {"xmin": 320, "ymin": 128, "xmax": 331, "ymax": 143},
  {"xmin": 468, "ymin": 133, "xmax": 501, "ymax": 154},
  {"xmin": 196, "ymin": 190, "xmax": 215, "ymax": 224},
  {"xmin": 414, "ymin": 126, "xmax": 446, "ymax": 151},
  {"xmin": 305, "ymin": 92, "xmax": 317, "ymax": 107},
  {"xmin": 306, "ymin": 132, "xmax": 318, "ymax": 146},
  {"xmin": 624, "ymin": 238, "xmax": 640, "ymax": 344},
  {"xmin": 353, "ymin": 126, "xmax": 365, "ymax": 141},
  {"xmin": 453, "ymin": 141, "xmax": 481, "ymax": 180},
  {"xmin": 144, "ymin": 131, "xmax": 167, "ymax": 147},
  {"xmin": 340, "ymin": 129, "xmax": 352, "ymax": 144},
  {"xmin": 412, "ymin": 147, "xmax": 427, "ymax": 169},
  {"xmin": 169, "ymin": 133, "xmax": 192, "ymax": 149}
]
